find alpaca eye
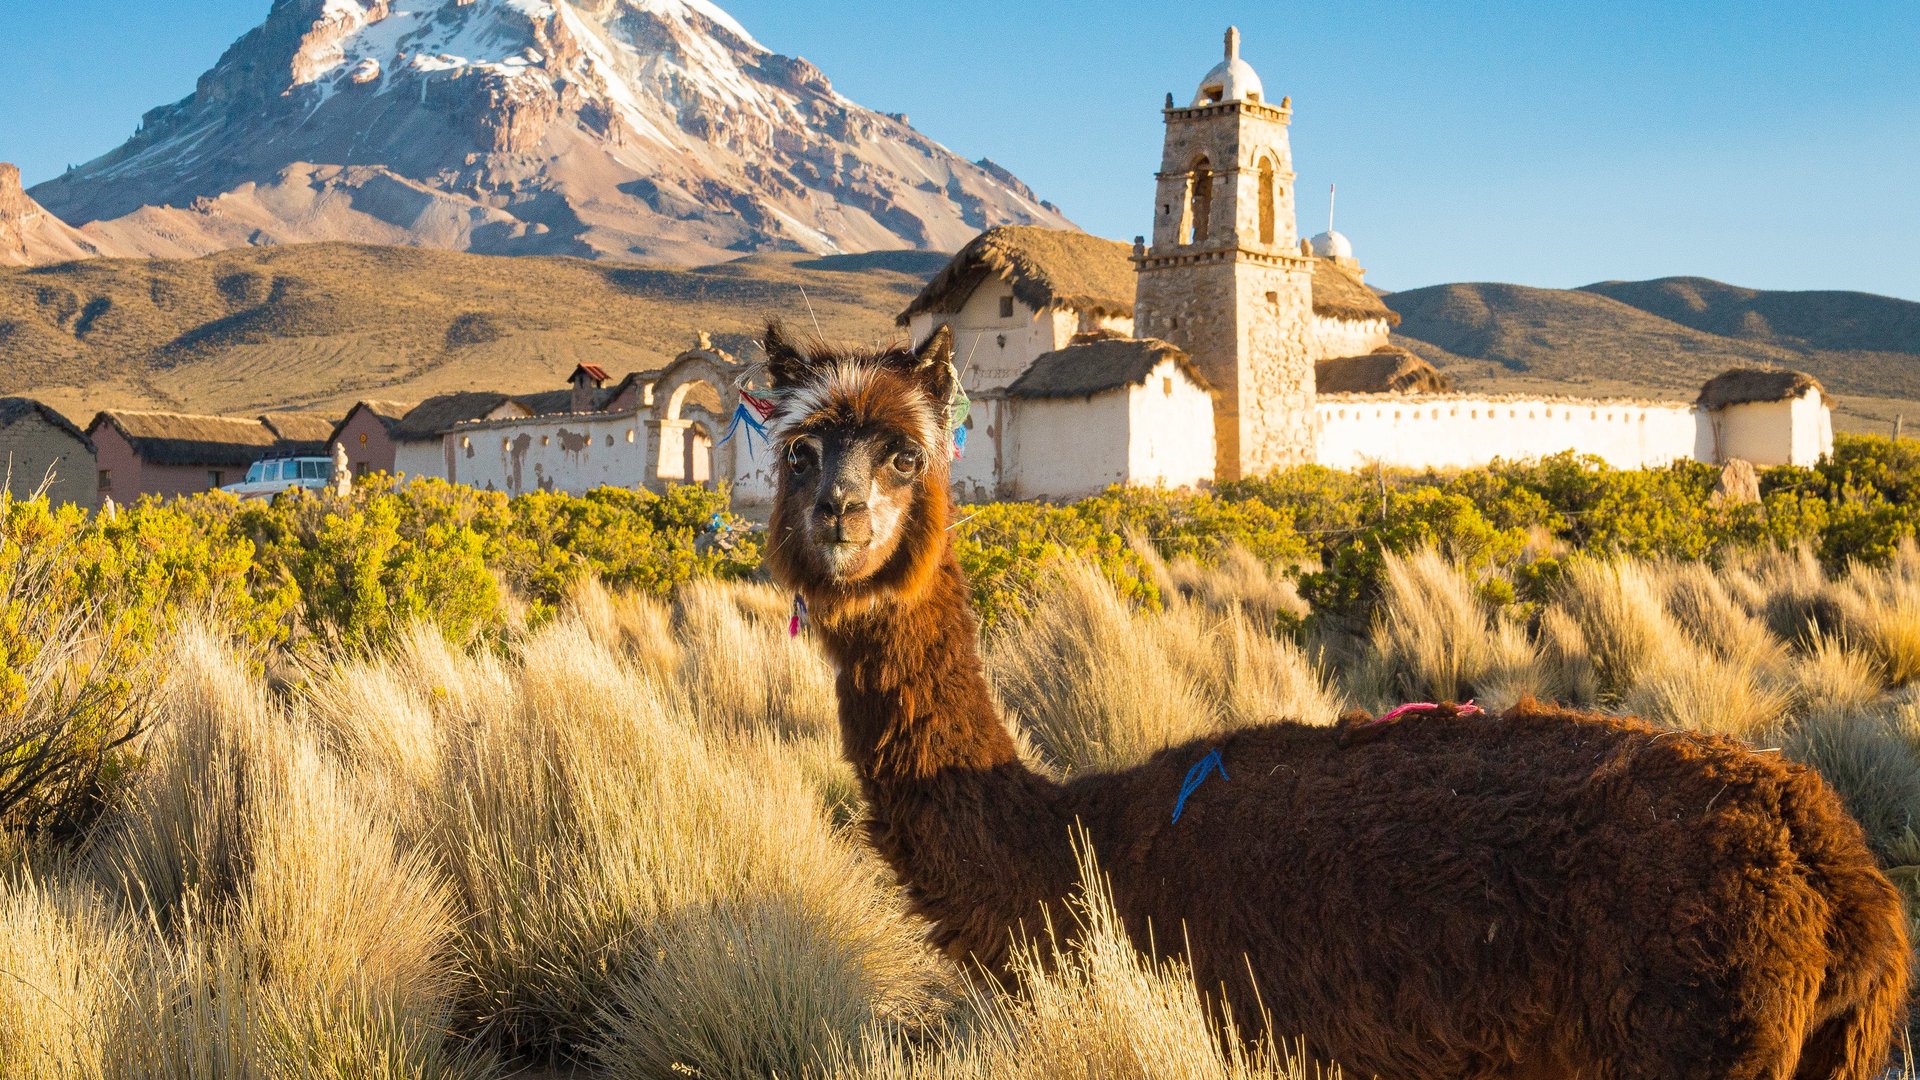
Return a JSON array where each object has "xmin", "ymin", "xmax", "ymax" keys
[
  {"xmin": 786, "ymin": 443, "xmax": 815, "ymax": 474},
  {"xmin": 891, "ymin": 449, "xmax": 923, "ymax": 475}
]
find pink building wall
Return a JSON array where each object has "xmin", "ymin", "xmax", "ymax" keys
[
  {"xmin": 91, "ymin": 425, "xmax": 246, "ymax": 502},
  {"xmin": 334, "ymin": 407, "xmax": 398, "ymax": 477}
]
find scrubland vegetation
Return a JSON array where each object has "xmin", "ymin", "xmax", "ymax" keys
[{"xmin": 8, "ymin": 435, "xmax": 1920, "ymax": 1076}]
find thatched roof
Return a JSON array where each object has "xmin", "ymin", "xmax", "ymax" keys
[
  {"xmin": 1312, "ymin": 260, "xmax": 1400, "ymax": 325},
  {"xmin": 512, "ymin": 389, "xmax": 585, "ymax": 416},
  {"xmin": 1005, "ymin": 336, "xmax": 1213, "ymax": 399},
  {"xmin": 0, "ymin": 398, "xmax": 91, "ymax": 449},
  {"xmin": 1315, "ymin": 346, "xmax": 1452, "ymax": 394},
  {"xmin": 334, "ymin": 400, "xmax": 417, "ymax": 441},
  {"xmin": 87, "ymin": 410, "xmax": 279, "ymax": 468},
  {"xmin": 259, "ymin": 412, "xmax": 339, "ymax": 454},
  {"xmin": 898, "ymin": 227, "xmax": 1137, "ymax": 325},
  {"xmin": 393, "ymin": 393, "xmax": 518, "ymax": 441},
  {"xmin": 1697, "ymin": 368, "xmax": 1826, "ymax": 409}
]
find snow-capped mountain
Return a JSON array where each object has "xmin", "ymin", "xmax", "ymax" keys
[{"xmin": 31, "ymin": 0, "xmax": 1071, "ymax": 264}]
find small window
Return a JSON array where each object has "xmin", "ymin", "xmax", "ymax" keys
[
  {"xmin": 541, "ymin": 436, "xmax": 550, "ymax": 446},
  {"xmin": 998, "ymin": 296, "xmax": 1015, "ymax": 319},
  {"xmin": 1170, "ymin": 317, "xmax": 1179, "ymax": 330},
  {"xmin": 353, "ymin": 462, "xmax": 369, "ymax": 478},
  {"xmin": 358, "ymin": 432, "xmax": 369, "ymax": 446},
  {"xmin": 605, "ymin": 435, "xmax": 614, "ymax": 447},
  {"xmin": 1266, "ymin": 291, "xmax": 1279, "ymax": 305},
  {"xmin": 209, "ymin": 470, "xmax": 224, "ymax": 488},
  {"xmin": 626, "ymin": 429, "xmax": 636, "ymax": 443},
  {"xmin": 98, "ymin": 470, "xmax": 111, "ymax": 494}
]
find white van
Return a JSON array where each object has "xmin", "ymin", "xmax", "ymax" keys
[{"xmin": 223, "ymin": 455, "xmax": 335, "ymax": 499}]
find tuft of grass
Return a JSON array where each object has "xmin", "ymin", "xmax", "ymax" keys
[
  {"xmin": 988, "ymin": 561, "xmax": 1219, "ymax": 774},
  {"xmin": 1661, "ymin": 562, "xmax": 1790, "ymax": 675},
  {"xmin": 1368, "ymin": 548, "xmax": 1536, "ymax": 706},
  {"xmin": 1622, "ymin": 654, "xmax": 1792, "ymax": 743},
  {"xmin": 1832, "ymin": 562, "xmax": 1920, "ymax": 688},
  {"xmin": 674, "ymin": 578, "xmax": 838, "ymax": 739},
  {"xmin": 0, "ymin": 873, "xmax": 137, "ymax": 1079},
  {"xmin": 1793, "ymin": 631, "xmax": 1889, "ymax": 712},
  {"xmin": 1550, "ymin": 559, "xmax": 1680, "ymax": 698},
  {"xmin": 1785, "ymin": 709, "xmax": 1920, "ymax": 863},
  {"xmin": 827, "ymin": 837, "xmax": 1324, "ymax": 1080}
]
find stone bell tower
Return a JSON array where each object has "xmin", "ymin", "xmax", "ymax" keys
[{"xmin": 1133, "ymin": 27, "xmax": 1317, "ymax": 480}]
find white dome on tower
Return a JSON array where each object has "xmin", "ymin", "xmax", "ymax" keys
[
  {"xmin": 1309, "ymin": 230, "xmax": 1353, "ymax": 259},
  {"xmin": 1193, "ymin": 26, "xmax": 1265, "ymax": 106}
]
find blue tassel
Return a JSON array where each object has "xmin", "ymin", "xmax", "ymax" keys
[
  {"xmin": 952, "ymin": 424, "xmax": 969, "ymax": 458},
  {"xmin": 719, "ymin": 401, "xmax": 771, "ymax": 457},
  {"xmin": 1171, "ymin": 747, "xmax": 1228, "ymax": 824}
]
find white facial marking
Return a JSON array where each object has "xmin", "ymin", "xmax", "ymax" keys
[{"xmin": 867, "ymin": 475, "xmax": 906, "ymax": 547}]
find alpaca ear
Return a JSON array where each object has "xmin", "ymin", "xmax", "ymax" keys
[
  {"xmin": 907, "ymin": 324, "xmax": 956, "ymax": 410},
  {"xmin": 763, "ymin": 319, "xmax": 813, "ymax": 389}
]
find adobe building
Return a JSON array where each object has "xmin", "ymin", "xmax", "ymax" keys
[
  {"xmin": 896, "ymin": 27, "xmax": 1832, "ymax": 499},
  {"xmin": 329, "ymin": 400, "xmax": 416, "ymax": 478},
  {"xmin": 0, "ymin": 398, "xmax": 97, "ymax": 507},
  {"xmin": 86, "ymin": 410, "xmax": 340, "ymax": 502},
  {"xmin": 89, "ymin": 412, "xmax": 281, "ymax": 501}
]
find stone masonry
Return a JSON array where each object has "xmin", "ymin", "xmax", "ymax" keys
[{"xmin": 1132, "ymin": 30, "xmax": 1317, "ymax": 480}]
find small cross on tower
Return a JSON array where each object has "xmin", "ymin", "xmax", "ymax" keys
[{"xmin": 1226, "ymin": 26, "xmax": 1240, "ymax": 61}]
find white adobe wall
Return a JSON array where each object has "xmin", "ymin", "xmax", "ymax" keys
[
  {"xmin": 1711, "ymin": 394, "xmax": 1833, "ymax": 467},
  {"xmin": 1127, "ymin": 357, "xmax": 1216, "ymax": 488},
  {"xmin": 729, "ymin": 436, "xmax": 779, "ymax": 509},
  {"xmin": 1001, "ymin": 391, "xmax": 1132, "ymax": 501},
  {"xmin": 451, "ymin": 412, "xmax": 653, "ymax": 495},
  {"xmin": 1303, "ymin": 313, "xmax": 1392, "ymax": 361},
  {"xmin": 910, "ymin": 285, "xmax": 1077, "ymax": 393},
  {"xmin": 393, "ymin": 440, "xmax": 450, "ymax": 481},
  {"xmin": 1316, "ymin": 394, "xmax": 1710, "ymax": 471},
  {"xmin": 949, "ymin": 397, "xmax": 1003, "ymax": 503}
]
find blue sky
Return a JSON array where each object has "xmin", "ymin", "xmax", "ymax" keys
[{"xmin": 4, "ymin": 1, "xmax": 1917, "ymax": 299}]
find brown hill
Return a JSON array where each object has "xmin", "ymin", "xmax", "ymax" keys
[
  {"xmin": 0, "ymin": 164, "xmax": 127, "ymax": 267},
  {"xmin": 1387, "ymin": 279, "xmax": 1920, "ymax": 433},
  {"xmin": 0, "ymin": 242, "xmax": 946, "ymax": 419}
]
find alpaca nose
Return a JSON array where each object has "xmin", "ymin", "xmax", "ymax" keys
[{"xmin": 819, "ymin": 483, "xmax": 865, "ymax": 518}]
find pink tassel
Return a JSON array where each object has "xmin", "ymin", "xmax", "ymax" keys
[
  {"xmin": 1377, "ymin": 700, "xmax": 1485, "ymax": 724},
  {"xmin": 789, "ymin": 594, "xmax": 809, "ymax": 638}
]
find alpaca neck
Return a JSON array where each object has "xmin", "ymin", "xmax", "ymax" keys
[
  {"xmin": 815, "ymin": 549, "xmax": 1076, "ymax": 967},
  {"xmin": 818, "ymin": 549, "xmax": 1016, "ymax": 780}
]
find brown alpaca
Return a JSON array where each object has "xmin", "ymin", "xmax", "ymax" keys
[{"xmin": 760, "ymin": 321, "xmax": 1913, "ymax": 1080}]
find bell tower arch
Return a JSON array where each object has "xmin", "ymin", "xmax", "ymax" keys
[{"xmin": 1134, "ymin": 27, "xmax": 1317, "ymax": 479}]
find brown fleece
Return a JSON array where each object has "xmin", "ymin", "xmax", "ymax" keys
[{"xmin": 762, "ymin": 327, "xmax": 1912, "ymax": 1080}]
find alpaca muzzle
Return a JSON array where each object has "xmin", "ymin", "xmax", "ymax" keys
[{"xmin": 814, "ymin": 503, "xmax": 873, "ymax": 546}]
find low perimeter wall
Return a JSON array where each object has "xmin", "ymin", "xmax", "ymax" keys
[{"xmin": 1315, "ymin": 394, "xmax": 1712, "ymax": 471}]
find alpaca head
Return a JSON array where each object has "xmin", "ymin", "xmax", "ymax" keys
[{"xmin": 762, "ymin": 320, "xmax": 957, "ymax": 604}]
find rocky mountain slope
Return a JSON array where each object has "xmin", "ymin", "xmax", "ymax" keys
[
  {"xmin": 1388, "ymin": 278, "xmax": 1920, "ymax": 431},
  {"xmin": 29, "ymin": 0, "xmax": 1069, "ymax": 265},
  {"xmin": 0, "ymin": 165, "xmax": 126, "ymax": 267},
  {"xmin": 0, "ymin": 243, "xmax": 944, "ymax": 420}
]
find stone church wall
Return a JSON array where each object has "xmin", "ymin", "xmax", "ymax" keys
[{"xmin": 1314, "ymin": 394, "xmax": 1710, "ymax": 471}]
